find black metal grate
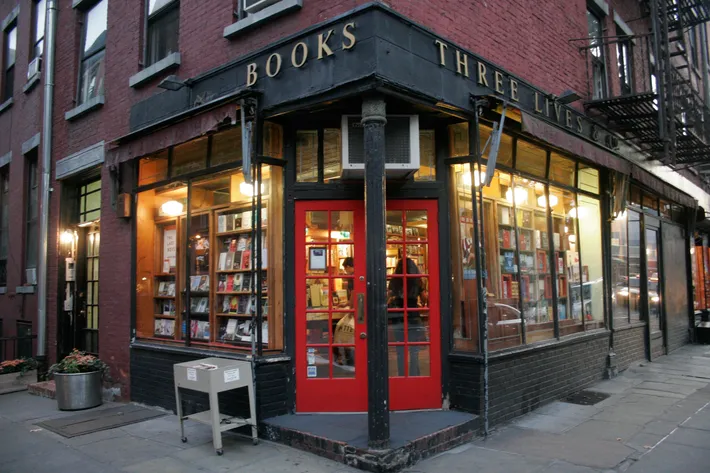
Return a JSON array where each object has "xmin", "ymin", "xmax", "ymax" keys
[{"xmin": 346, "ymin": 116, "xmax": 412, "ymax": 165}]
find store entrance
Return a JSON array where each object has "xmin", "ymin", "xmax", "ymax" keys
[{"xmin": 295, "ymin": 200, "xmax": 440, "ymax": 412}]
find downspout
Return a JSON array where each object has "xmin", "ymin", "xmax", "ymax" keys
[{"xmin": 37, "ymin": 0, "xmax": 57, "ymax": 363}]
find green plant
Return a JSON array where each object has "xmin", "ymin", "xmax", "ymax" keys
[
  {"xmin": 0, "ymin": 358, "xmax": 37, "ymax": 375},
  {"xmin": 49, "ymin": 349, "xmax": 109, "ymax": 378}
]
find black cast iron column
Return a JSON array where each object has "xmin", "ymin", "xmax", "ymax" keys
[{"xmin": 362, "ymin": 96, "xmax": 390, "ymax": 449}]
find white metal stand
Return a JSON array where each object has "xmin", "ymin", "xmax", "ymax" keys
[{"xmin": 173, "ymin": 357, "xmax": 258, "ymax": 455}]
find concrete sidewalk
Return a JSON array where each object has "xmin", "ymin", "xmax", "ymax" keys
[
  {"xmin": 0, "ymin": 344, "xmax": 708, "ymax": 473},
  {"xmin": 406, "ymin": 344, "xmax": 710, "ymax": 473}
]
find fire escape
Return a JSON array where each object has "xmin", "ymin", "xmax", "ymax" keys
[{"xmin": 581, "ymin": 0, "xmax": 710, "ymax": 183}]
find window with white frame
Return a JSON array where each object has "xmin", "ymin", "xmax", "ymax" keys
[
  {"xmin": 146, "ymin": 0, "xmax": 179, "ymax": 66},
  {"xmin": 616, "ymin": 25, "xmax": 632, "ymax": 96},
  {"xmin": 32, "ymin": 0, "xmax": 46, "ymax": 60},
  {"xmin": 78, "ymin": 0, "xmax": 107, "ymax": 105}
]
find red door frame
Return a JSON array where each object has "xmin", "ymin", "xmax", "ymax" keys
[{"xmin": 295, "ymin": 200, "xmax": 441, "ymax": 412}]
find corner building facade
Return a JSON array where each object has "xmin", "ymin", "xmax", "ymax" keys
[{"xmin": 3, "ymin": 0, "xmax": 710, "ymax": 461}]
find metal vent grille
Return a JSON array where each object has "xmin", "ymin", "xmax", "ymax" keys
[{"xmin": 346, "ymin": 116, "xmax": 412, "ymax": 165}]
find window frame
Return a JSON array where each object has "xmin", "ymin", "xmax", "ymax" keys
[
  {"xmin": 3, "ymin": 22, "xmax": 17, "ymax": 102},
  {"xmin": 77, "ymin": 0, "xmax": 108, "ymax": 106},
  {"xmin": 0, "ymin": 166, "xmax": 8, "ymax": 287},
  {"xmin": 31, "ymin": 0, "xmax": 46, "ymax": 61},
  {"xmin": 615, "ymin": 25, "xmax": 633, "ymax": 96},
  {"xmin": 25, "ymin": 154, "xmax": 39, "ymax": 272},
  {"xmin": 587, "ymin": 7, "xmax": 608, "ymax": 100},
  {"xmin": 144, "ymin": 0, "xmax": 180, "ymax": 67}
]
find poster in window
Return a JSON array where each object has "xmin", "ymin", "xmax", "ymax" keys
[
  {"xmin": 309, "ymin": 247, "xmax": 327, "ymax": 271},
  {"xmin": 163, "ymin": 228, "xmax": 177, "ymax": 273}
]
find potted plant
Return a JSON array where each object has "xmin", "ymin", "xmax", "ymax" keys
[
  {"xmin": 0, "ymin": 358, "xmax": 38, "ymax": 394},
  {"xmin": 49, "ymin": 349, "xmax": 109, "ymax": 410}
]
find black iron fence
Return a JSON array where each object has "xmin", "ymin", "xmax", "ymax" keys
[{"xmin": 0, "ymin": 334, "xmax": 37, "ymax": 362}]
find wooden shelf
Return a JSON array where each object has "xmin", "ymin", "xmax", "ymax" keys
[
  {"xmin": 154, "ymin": 273, "xmax": 177, "ymax": 277},
  {"xmin": 216, "ymin": 269, "xmax": 266, "ymax": 273},
  {"xmin": 217, "ymin": 291, "xmax": 268, "ymax": 295},
  {"xmin": 154, "ymin": 295, "xmax": 175, "ymax": 299},
  {"xmin": 216, "ymin": 313, "xmax": 259, "ymax": 318},
  {"xmin": 154, "ymin": 314, "xmax": 176, "ymax": 318},
  {"xmin": 216, "ymin": 226, "xmax": 267, "ymax": 237}
]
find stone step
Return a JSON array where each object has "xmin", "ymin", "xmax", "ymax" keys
[{"xmin": 28, "ymin": 380, "xmax": 56, "ymax": 399}]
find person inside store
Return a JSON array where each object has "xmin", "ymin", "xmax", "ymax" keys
[
  {"xmin": 339, "ymin": 257, "xmax": 355, "ymax": 308},
  {"xmin": 387, "ymin": 256, "xmax": 427, "ymax": 376},
  {"xmin": 333, "ymin": 257, "xmax": 356, "ymax": 369}
]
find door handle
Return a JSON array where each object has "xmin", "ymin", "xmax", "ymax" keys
[
  {"xmin": 360, "ymin": 332, "xmax": 367, "ymax": 339},
  {"xmin": 357, "ymin": 293, "xmax": 365, "ymax": 324}
]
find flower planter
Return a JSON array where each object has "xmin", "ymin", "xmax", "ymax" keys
[
  {"xmin": 54, "ymin": 371, "xmax": 103, "ymax": 410},
  {"xmin": 0, "ymin": 370, "xmax": 37, "ymax": 395}
]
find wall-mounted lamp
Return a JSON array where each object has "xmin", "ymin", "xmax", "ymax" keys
[
  {"xmin": 537, "ymin": 194, "xmax": 559, "ymax": 208},
  {"xmin": 158, "ymin": 75, "xmax": 188, "ymax": 91},
  {"xmin": 463, "ymin": 170, "xmax": 481, "ymax": 188},
  {"xmin": 161, "ymin": 200, "xmax": 184, "ymax": 216},
  {"xmin": 556, "ymin": 89, "xmax": 582, "ymax": 105},
  {"xmin": 239, "ymin": 181, "xmax": 264, "ymax": 197},
  {"xmin": 60, "ymin": 230, "xmax": 74, "ymax": 245}
]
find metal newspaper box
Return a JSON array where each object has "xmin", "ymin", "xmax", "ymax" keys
[{"xmin": 174, "ymin": 357, "xmax": 257, "ymax": 455}]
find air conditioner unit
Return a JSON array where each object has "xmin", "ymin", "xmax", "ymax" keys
[
  {"xmin": 27, "ymin": 57, "xmax": 42, "ymax": 81},
  {"xmin": 243, "ymin": 0, "xmax": 281, "ymax": 14},
  {"xmin": 26, "ymin": 268, "xmax": 37, "ymax": 286},
  {"xmin": 341, "ymin": 115, "xmax": 420, "ymax": 177}
]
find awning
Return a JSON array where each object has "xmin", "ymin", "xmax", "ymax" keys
[
  {"xmin": 521, "ymin": 111, "xmax": 697, "ymax": 208},
  {"xmin": 521, "ymin": 111, "xmax": 631, "ymax": 174},
  {"xmin": 631, "ymin": 165, "xmax": 697, "ymax": 208}
]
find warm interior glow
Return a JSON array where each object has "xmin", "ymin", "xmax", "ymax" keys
[
  {"xmin": 568, "ymin": 207, "xmax": 586, "ymax": 219},
  {"xmin": 537, "ymin": 194, "xmax": 559, "ymax": 207},
  {"xmin": 60, "ymin": 230, "xmax": 74, "ymax": 245},
  {"xmin": 161, "ymin": 200, "xmax": 184, "ymax": 217},
  {"xmin": 463, "ymin": 170, "xmax": 481, "ymax": 187},
  {"xmin": 505, "ymin": 187, "xmax": 528, "ymax": 205},
  {"xmin": 239, "ymin": 181, "xmax": 265, "ymax": 196}
]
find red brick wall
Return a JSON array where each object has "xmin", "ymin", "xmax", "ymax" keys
[
  {"xmin": 6, "ymin": 0, "xmax": 658, "ymax": 398},
  {"xmin": 0, "ymin": 0, "xmax": 44, "ymax": 349}
]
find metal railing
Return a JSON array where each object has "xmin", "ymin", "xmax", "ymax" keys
[{"xmin": 0, "ymin": 334, "xmax": 37, "ymax": 362}]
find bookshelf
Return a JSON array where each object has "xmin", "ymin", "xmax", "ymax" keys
[
  {"xmin": 214, "ymin": 205, "xmax": 268, "ymax": 345},
  {"xmin": 153, "ymin": 220, "xmax": 178, "ymax": 339}
]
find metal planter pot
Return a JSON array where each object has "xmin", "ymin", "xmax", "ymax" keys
[{"xmin": 54, "ymin": 371, "xmax": 103, "ymax": 410}]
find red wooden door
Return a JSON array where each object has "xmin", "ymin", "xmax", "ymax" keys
[
  {"xmin": 386, "ymin": 200, "xmax": 441, "ymax": 410},
  {"xmin": 295, "ymin": 200, "xmax": 441, "ymax": 412},
  {"xmin": 296, "ymin": 201, "xmax": 367, "ymax": 412}
]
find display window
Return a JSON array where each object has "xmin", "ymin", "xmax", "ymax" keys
[
  {"xmin": 135, "ymin": 125, "xmax": 284, "ymax": 352},
  {"xmin": 448, "ymin": 122, "xmax": 604, "ymax": 352}
]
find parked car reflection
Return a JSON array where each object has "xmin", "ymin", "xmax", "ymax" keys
[{"xmin": 612, "ymin": 276, "xmax": 659, "ymax": 321}]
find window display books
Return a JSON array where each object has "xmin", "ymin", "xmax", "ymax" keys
[
  {"xmin": 162, "ymin": 300, "xmax": 175, "ymax": 315},
  {"xmin": 154, "ymin": 318, "xmax": 175, "ymax": 337},
  {"xmin": 157, "ymin": 281, "xmax": 175, "ymax": 296},
  {"xmin": 190, "ymin": 297, "xmax": 209, "ymax": 314}
]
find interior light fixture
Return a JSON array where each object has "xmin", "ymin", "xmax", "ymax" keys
[
  {"xmin": 240, "ymin": 181, "xmax": 264, "ymax": 196},
  {"xmin": 568, "ymin": 207, "xmax": 587, "ymax": 219},
  {"xmin": 161, "ymin": 200, "xmax": 184, "ymax": 217},
  {"xmin": 537, "ymin": 194, "xmax": 559, "ymax": 208},
  {"xmin": 505, "ymin": 187, "xmax": 528, "ymax": 205},
  {"xmin": 463, "ymin": 170, "xmax": 481, "ymax": 188}
]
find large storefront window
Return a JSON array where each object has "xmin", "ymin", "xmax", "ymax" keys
[
  {"xmin": 135, "ymin": 125, "xmax": 284, "ymax": 351},
  {"xmin": 449, "ymin": 123, "xmax": 604, "ymax": 352},
  {"xmin": 611, "ymin": 211, "xmax": 630, "ymax": 326}
]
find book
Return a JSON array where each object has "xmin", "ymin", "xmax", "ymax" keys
[
  {"xmin": 158, "ymin": 282, "xmax": 166, "ymax": 296},
  {"xmin": 237, "ymin": 236, "xmax": 249, "ymax": 252},
  {"xmin": 229, "ymin": 296, "xmax": 239, "ymax": 313},
  {"xmin": 502, "ymin": 251, "xmax": 515, "ymax": 273},
  {"xmin": 166, "ymin": 282, "xmax": 175, "ymax": 296},
  {"xmin": 154, "ymin": 319, "xmax": 162, "ymax": 335},
  {"xmin": 197, "ymin": 297, "xmax": 209, "ymax": 314},
  {"xmin": 541, "ymin": 231, "xmax": 549, "ymax": 249},
  {"xmin": 242, "ymin": 211, "xmax": 253, "ymax": 229},
  {"xmin": 234, "ymin": 214, "xmax": 242, "ymax": 229},
  {"xmin": 190, "ymin": 276, "xmax": 201, "ymax": 291},
  {"xmin": 163, "ymin": 319, "xmax": 175, "ymax": 336},
  {"xmin": 198, "ymin": 275, "xmax": 210, "ymax": 292},
  {"xmin": 222, "ymin": 296, "xmax": 231, "ymax": 313},
  {"xmin": 500, "ymin": 207, "xmax": 510, "ymax": 225},
  {"xmin": 218, "ymin": 215, "xmax": 227, "ymax": 233},
  {"xmin": 553, "ymin": 233, "xmax": 561, "ymax": 250},
  {"xmin": 218, "ymin": 276, "xmax": 226, "ymax": 293},
  {"xmin": 218, "ymin": 252, "xmax": 227, "ymax": 271},
  {"xmin": 233, "ymin": 274, "xmax": 242, "ymax": 291},
  {"xmin": 502, "ymin": 229, "xmax": 511, "ymax": 249},
  {"xmin": 162, "ymin": 300, "xmax": 175, "ymax": 315},
  {"xmin": 241, "ymin": 273, "xmax": 252, "ymax": 292},
  {"xmin": 226, "ymin": 319, "xmax": 238, "ymax": 339},
  {"xmin": 241, "ymin": 250, "xmax": 251, "ymax": 270},
  {"xmin": 237, "ymin": 296, "xmax": 248, "ymax": 314},
  {"xmin": 226, "ymin": 214, "xmax": 235, "ymax": 232}
]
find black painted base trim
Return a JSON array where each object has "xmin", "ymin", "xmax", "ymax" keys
[{"xmin": 261, "ymin": 414, "xmax": 479, "ymax": 473}]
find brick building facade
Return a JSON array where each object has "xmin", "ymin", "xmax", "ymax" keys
[{"xmin": 1, "ymin": 0, "xmax": 710, "ymax": 463}]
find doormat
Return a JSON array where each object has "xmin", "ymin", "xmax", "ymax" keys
[
  {"xmin": 564, "ymin": 390, "xmax": 610, "ymax": 406},
  {"xmin": 36, "ymin": 404, "xmax": 165, "ymax": 438}
]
